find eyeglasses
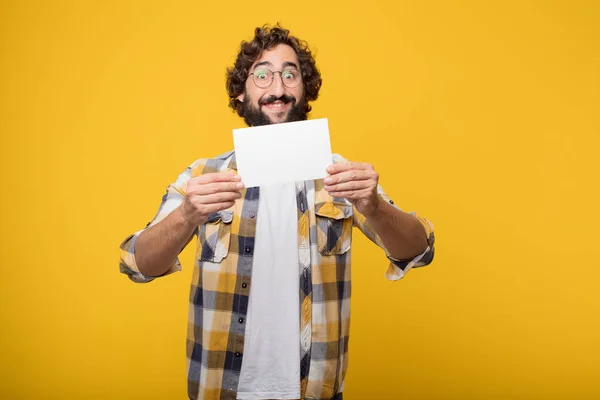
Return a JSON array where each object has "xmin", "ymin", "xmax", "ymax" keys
[{"xmin": 248, "ymin": 68, "xmax": 302, "ymax": 89}]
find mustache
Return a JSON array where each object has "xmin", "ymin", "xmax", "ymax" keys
[{"xmin": 259, "ymin": 95, "xmax": 295, "ymax": 106}]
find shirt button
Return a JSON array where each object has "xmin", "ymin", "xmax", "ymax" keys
[
  {"xmin": 248, "ymin": 212, "xmax": 256, "ymax": 219},
  {"xmin": 389, "ymin": 200, "xmax": 394, "ymax": 204},
  {"xmin": 300, "ymin": 203, "xmax": 305, "ymax": 212},
  {"xmin": 238, "ymin": 318, "xmax": 244, "ymax": 323},
  {"xmin": 241, "ymin": 282, "xmax": 247, "ymax": 288},
  {"xmin": 245, "ymin": 246, "xmax": 252, "ymax": 254},
  {"xmin": 235, "ymin": 352, "xmax": 241, "ymax": 357}
]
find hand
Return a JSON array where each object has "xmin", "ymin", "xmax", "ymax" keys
[
  {"xmin": 181, "ymin": 172, "xmax": 244, "ymax": 226},
  {"xmin": 324, "ymin": 162, "xmax": 382, "ymax": 216}
]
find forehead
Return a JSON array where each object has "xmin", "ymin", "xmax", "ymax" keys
[{"xmin": 251, "ymin": 44, "xmax": 300, "ymax": 70}]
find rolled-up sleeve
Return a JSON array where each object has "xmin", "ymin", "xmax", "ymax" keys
[
  {"xmin": 353, "ymin": 186, "xmax": 436, "ymax": 281},
  {"xmin": 330, "ymin": 153, "xmax": 435, "ymax": 281},
  {"xmin": 119, "ymin": 163, "xmax": 197, "ymax": 283}
]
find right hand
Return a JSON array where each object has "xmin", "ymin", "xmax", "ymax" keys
[{"xmin": 180, "ymin": 172, "xmax": 244, "ymax": 226}]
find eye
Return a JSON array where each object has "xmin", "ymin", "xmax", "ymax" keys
[
  {"xmin": 282, "ymin": 70, "xmax": 297, "ymax": 80},
  {"xmin": 254, "ymin": 69, "xmax": 270, "ymax": 80}
]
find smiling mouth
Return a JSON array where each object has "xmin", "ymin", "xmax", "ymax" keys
[{"xmin": 261, "ymin": 100, "xmax": 290, "ymax": 111}]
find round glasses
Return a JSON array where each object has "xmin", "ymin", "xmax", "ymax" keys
[{"xmin": 248, "ymin": 68, "xmax": 302, "ymax": 89}]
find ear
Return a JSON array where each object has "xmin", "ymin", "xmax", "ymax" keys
[{"xmin": 237, "ymin": 93, "xmax": 244, "ymax": 102}]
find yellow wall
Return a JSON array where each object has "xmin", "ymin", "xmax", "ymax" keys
[{"xmin": 1, "ymin": 1, "xmax": 599, "ymax": 398}]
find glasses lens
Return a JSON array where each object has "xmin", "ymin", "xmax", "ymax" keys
[
  {"xmin": 281, "ymin": 69, "xmax": 301, "ymax": 88},
  {"xmin": 252, "ymin": 69, "xmax": 273, "ymax": 88}
]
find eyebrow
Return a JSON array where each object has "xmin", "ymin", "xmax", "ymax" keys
[
  {"xmin": 253, "ymin": 61, "xmax": 272, "ymax": 69},
  {"xmin": 282, "ymin": 61, "xmax": 299, "ymax": 70},
  {"xmin": 252, "ymin": 61, "xmax": 300, "ymax": 70}
]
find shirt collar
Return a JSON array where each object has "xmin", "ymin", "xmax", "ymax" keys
[{"xmin": 227, "ymin": 151, "xmax": 237, "ymax": 170}]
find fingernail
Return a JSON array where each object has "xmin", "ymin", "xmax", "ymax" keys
[
  {"xmin": 324, "ymin": 177, "xmax": 332, "ymax": 184},
  {"xmin": 236, "ymin": 182, "xmax": 244, "ymax": 189},
  {"xmin": 234, "ymin": 175, "xmax": 241, "ymax": 180},
  {"xmin": 326, "ymin": 166, "xmax": 334, "ymax": 173}
]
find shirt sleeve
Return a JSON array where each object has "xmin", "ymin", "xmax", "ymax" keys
[
  {"xmin": 330, "ymin": 154, "xmax": 435, "ymax": 281},
  {"xmin": 352, "ymin": 186, "xmax": 435, "ymax": 281},
  {"xmin": 119, "ymin": 162, "xmax": 199, "ymax": 283}
]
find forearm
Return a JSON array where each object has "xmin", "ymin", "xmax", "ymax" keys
[
  {"xmin": 135, "ymin": 205, "xmax": 197, "ymax": 277},
  {"xmin": 364, "ymin": 197, "xmax": 428, "ymax": 260}
]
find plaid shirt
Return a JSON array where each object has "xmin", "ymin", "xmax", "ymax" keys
[{"xmin": 120, "ymin": 151, "xmax": 435, "ymax": 400}]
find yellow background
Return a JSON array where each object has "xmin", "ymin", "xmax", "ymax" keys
[{"xmin": 1, "ymin": 1, "xmax": 599, "ymax": 398}]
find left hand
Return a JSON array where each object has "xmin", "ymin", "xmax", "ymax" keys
[{"xmin": 324, "ymin": 162, "xmax": 382, "ymax": 216}]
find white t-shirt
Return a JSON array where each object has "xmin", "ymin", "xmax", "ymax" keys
[{"xmin": 236, "ymin": 182, "xmax": 301, "ymax": 400}]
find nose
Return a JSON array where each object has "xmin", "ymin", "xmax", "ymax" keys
[{"xmin": 268, "ymin": 72, "xmax": 285, "ymax": 98}]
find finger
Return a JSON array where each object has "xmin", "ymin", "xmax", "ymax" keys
[
  {"xmin": 325, "ymin": 180, "xmax": 372, "ymax": 193},
  {"xmin": 191, "ymin": 180, "xmax": 244, "ymax": 195},
  {"xmin": 195, "ymin": 172, "xmax": 241, "ymax": 184},
  {"xmin": 326, "ymin": 162, "xmax": 369, "ymax": 174},
  {"xmin": 201, "ymin": 201, "xmax": 236, "ymax": 214},
  {"xmin": 194, "ymin": 191, "xmax": 242, "ymax": 205},
  {"xmin": 327, "ymin": 188, "xmax": 372, "ymax": 199},
  {"xmin": 324, "ymin": 169, "xmax": 371, "ymax": 185}
]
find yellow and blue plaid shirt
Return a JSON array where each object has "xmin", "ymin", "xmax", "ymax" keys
[{"xmin": 119, "ymin": 151, "xmax": 435, "ymax": 400}]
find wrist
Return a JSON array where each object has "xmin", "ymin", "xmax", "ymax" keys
[
  {"xmin": 363, "ymin": 195, "xmax": 384, "ymax": 219},
  {"xmin": 177, "ymin": 203, "xmax": 204, "ymax": 228}
]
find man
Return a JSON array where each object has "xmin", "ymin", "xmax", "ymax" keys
[{"xmin": 120, "ymin": 24, "xmax": 435, "ymax": 400}]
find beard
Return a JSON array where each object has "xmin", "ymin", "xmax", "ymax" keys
[{"xmin": 240, "ymin": 94, "xmax": 308, "ymax": 127}]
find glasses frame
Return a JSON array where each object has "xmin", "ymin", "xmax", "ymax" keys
[{"xmin": 248, "ymin": 68, "xmax": 302, "ymax": 89}]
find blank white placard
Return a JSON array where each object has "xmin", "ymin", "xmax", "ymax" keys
[{"xmin": 232, "ymin": 118, "xmax": 332, "ymax": 187}]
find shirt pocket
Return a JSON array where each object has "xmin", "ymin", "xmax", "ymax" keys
[
  {"xmin": 198, "ymin": 209, "xmax": 234, "ymax": 263},
  {"xmin": 314, "ymin": 201, "xmax": 353, "ymax": 255}
]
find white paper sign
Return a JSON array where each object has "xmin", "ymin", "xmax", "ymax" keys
[{"xmin": 233, "ymin": 118, "xmax": 332, "ymax": 187}]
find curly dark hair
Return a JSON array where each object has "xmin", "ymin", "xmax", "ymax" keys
[{"xmin": 226, "ymin": 24, "xmax": 322, "ymax": 118}]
